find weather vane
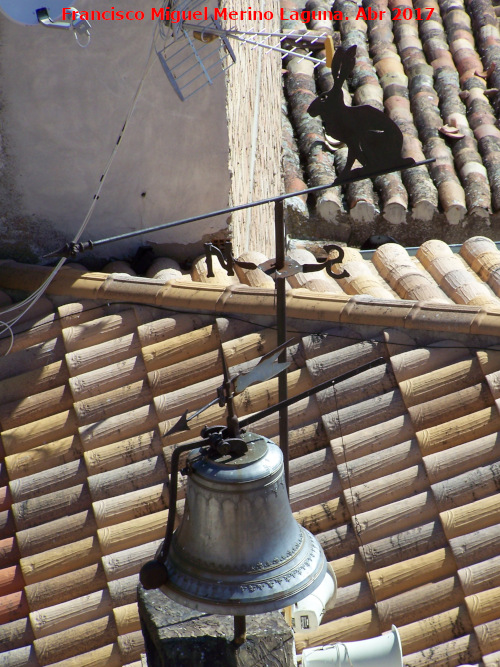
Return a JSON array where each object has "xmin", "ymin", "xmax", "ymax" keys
[{"xmin": 308, "ymin": 44, "xmax": 416, "ymax": 179}]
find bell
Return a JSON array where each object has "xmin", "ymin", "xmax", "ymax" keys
[{"xmin": 143, "ymin": 430, "xmax": 327, "ymax": 616}]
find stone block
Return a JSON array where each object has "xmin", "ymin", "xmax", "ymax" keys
[{"xmin": 138, "ymin": 585, "xmax": 296, "ymax": 667}]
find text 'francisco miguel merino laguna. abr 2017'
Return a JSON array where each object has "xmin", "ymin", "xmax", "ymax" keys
[{"xmin": 61, "ymin": 6, "xmax": 436, "ymax": 22}]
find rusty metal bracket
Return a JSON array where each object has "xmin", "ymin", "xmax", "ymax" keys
[
  {"xmin": 204, "ymin": 241, "xmax": 349, "ymax": 281},
  {"xmin": 204, "ymin": 241, "xmax": 235, "ymax": 277}
]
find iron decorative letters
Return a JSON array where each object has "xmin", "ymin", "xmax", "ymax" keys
[{"xmin": 203, "ymin": 241, "xmax": 349, "ymax": 281}]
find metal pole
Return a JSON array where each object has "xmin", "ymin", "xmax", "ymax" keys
[
  {"xmin": 275, "ymin": 200, "xmax": 289, "ymax": 494},
  {"xmin": 44, "ymin": 159, "xmax": 434, "ymax": 258},
  {"xmin": 233, "ymin": 615, "xmax": 247, "ymax": 646}
]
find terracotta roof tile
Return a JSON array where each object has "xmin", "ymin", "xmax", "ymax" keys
[
  {"xmin": 282, "ymin": 0, "xmax": 500, "ymax": 241},
  {"xmin": 1, "ymin": 253, "xmax": 500, "ymax": 665}
]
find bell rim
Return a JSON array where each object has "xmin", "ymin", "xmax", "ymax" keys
[
  {"xmin": 159, "ymin": 555, "xmax": 328, "ymax": 616},
  {"xmin": 159, "ymin": 527, "xmax": 328, "ymax": 616}
]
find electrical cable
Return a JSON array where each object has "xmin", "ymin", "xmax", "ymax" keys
[
  {"xmin": 0, "ymin": 8, "xmax": 169, "ymax": 355},
  {"xmin": 0, "ymin": 298, "xmax": 493, "ymax": 355},
  {"xmin": 327, "ymin": 383, "xmax": 391, "ymax": 667}
]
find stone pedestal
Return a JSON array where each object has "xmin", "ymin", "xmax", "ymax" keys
[{"xmin": 138, "ymin": 586, "xmax": 296, "ymax": 667}]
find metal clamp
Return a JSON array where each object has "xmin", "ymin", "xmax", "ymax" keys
[
  {"xmin": 43, "ymin": 240, "xmax": 93, "ymax": 259},
  {"xmin": 204, "ymin": 241, "xmax": 235, "ymax": 277},
  {"xmin": 36, "ymin": 7, "xmax": 91, "ymax": 46}
]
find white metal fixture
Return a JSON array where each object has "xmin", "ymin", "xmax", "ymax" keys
[
  {"xmin": 301, "ymin": 626, "xmax": 404, "ymax": 667},
  {"xmin": 291, "ymin": 564, "xmax": 337, "ymax": 631},
  {"xmin": 0, "ymin": 1, "xmax": 90, "ymax": 45}
]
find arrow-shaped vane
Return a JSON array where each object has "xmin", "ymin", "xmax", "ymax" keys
[
  {"xmin": 166, "ymin": 355, "xmax": 386, "ymax": 437},
  {"xmin": 165, "ymin": 339, "xmax": 295, "ymax": 436},
  {"xmin": 233, "ymin": 339, "xmax": 293, "ymax": 394}
]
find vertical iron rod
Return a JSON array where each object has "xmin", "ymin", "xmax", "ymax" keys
[
  {"xmin": 233, "ymin": 615, "xmax": 247, "ymax": 646},
  {"xmin": 275, "ymin": 199, "xmax": 289, "ymax": 494},
  {"xmin": 219, "ymin": 338, "xmax": 240, "ymax": 438}
]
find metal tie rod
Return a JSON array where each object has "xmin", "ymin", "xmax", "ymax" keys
[
  {"xmin": 238, "ymin": 357, "xmax": 386, "ymax": 430},
  {"xmin": 44, "ymin": 158, "xmax": 434, "ymax": 258}
]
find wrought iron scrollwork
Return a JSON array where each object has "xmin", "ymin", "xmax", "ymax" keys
[{"xmin": 204, "ymin": 241, "xmax": 349, "ymax": 281}]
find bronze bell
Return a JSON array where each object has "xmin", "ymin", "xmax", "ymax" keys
[{"xmin": 141, "ymin": 430, "xmax": 327, "ymax": 617}]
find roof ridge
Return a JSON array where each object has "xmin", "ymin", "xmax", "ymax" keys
[{"xmin": 2, "ymin": 262, "xmax": 500, "ymax": 340}]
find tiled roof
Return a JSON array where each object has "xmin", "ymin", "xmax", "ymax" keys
[
  {"xmin": 281, "ymin": 0, "xmax": 500, "ymax": 244},
  {"xmin": 1, "ymin": 239, "xmax": 500, "ymax": 666}
]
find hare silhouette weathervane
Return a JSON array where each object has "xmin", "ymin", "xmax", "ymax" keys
[
  {"xmin": 308, "ymin": 44, "xmax": 416, "ymax": 178},
  {"xmin": 39, "ymin": 35, "xmax": 433, "ymax": 491}
]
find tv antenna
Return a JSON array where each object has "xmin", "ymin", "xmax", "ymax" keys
[{"xmin": 156, "ymin": 0, "xmax": 334, "ymax": 100}]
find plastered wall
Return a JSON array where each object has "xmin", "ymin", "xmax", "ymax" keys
[{"xmin": 0, "ymin": 2, "xmax": 232, "ymax": 263}]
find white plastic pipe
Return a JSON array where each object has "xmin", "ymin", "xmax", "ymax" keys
[
  {"xmin": 292, "ymin": 565, "xmax": 337, "ymax": 631},
  {"xmin": 301, "ymin": 625, "xmax": 403, "ymax": 667}
]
